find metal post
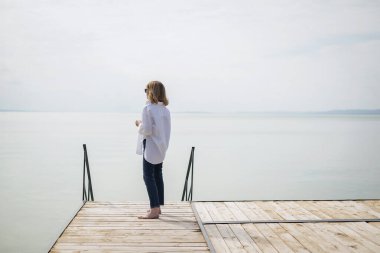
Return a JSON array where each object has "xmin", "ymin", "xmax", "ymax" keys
[
  {"xmin": 189, "ymin": 147, "xmax": 194, "ymax": 201},
  {"xmin": 82, "ymin": 155, "xmax": 87, "ymax": 201},
  {"xmin": 181, "ymin": 147, "xmax": 195, "ymax": 201},
  {"xmin": 82, "ymin": 144, "xmax": 94, "ymax": 201}
]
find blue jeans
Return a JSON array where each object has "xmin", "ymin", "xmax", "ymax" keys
[{"xmin": 143, "ymin": 139, "xmax": 164, "ymax": 208}]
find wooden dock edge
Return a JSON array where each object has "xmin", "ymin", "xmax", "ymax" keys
[
  {"xmin": 47, "ymin": 201, "xmax": 86, "ymax": 252},
  {"xmin": 191, "ymin": 202, "xmax": 216, "ymax": 253},
  {"xmin": 191, "ymin": 198, "xmax": 380, "ymax": 202}
]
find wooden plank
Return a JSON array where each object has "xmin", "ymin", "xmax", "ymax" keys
[
  {"xmin": 266, "ymin": 203, "xmax": 372, "ymax": 252},
  {"xmin": 360, "ymin": 200, "xmax": 380, "ymax": 213},
  {"xmin": 82, "ymin": 206, "xmax": 192, "ymax": 210},
  {"xmin": 204, "ymin": 225, "xmax": 231, "ymax": 253},
  {"xmin": 58, "ymin": 234, "xmax": 206, "ymax": 243},
  {"xmin": 242, "ymin": 224, "xmax": 278, "ymax": 253},
  {"xmin": 74, "ymin": 216, "xmax": 196, "ymax": 222},
  {"xmin": 255, "ymin": 201, "xmax": 284, "ymax": 220},
  {"xmin": 272, "ymin": 202, "xmax": 303, "ymax": 219},
  {"xmin": 266, "ymin": 224, "xmax": 310, "ymax": 253},
  {"xmin": 76, "ymin": 213, "xmax": 196, "ymax": 217},
  {"xmin": 346, "ymin": 201, "xmax": 380, "ymax": 218},
  {"xmin": 211, "ymin": 202, "xmax": 247, "ymax": 252},
  {"xmin": 82, "ymin": 206, "xmax": 193, "ymax": 210},
  {"xmin": 228, "ymin": 224, "xmax": 262, "ymax": 252},
  {"xmin": 295, "ymin": 201, "xmax": 331, "ymax": 219},
  {"xmin": 286, "ymin": 201, "xmax": 360, "ymax": 252},
  {"xmin": 204, "ymin": 202, "xmax": 225, "ymax": 221},
  {"xmin": 249, "ymin": 201, "xmax": 283, "ymax": 220},
  {"xmin": 264, "ymin": 201, "xmax": 293, "ymax": 220},
  {"xmin": 213, "ymin": 202, "xmax": 237, "ymax": 221},
  {"xmin": 51, "ymin": 250, "xmax": 210, "ymax": 253},
  {"xmin": 241, "ymin": 202, "xmax": 303, "ymax": 252},
  {"xmin": 86, "ymin": 201, "xmax": 191, "ymax": 205},
  {"xmin": 216, "ymin": 224, "xmax": 246, "ymax": 252},
  {"xmin": 280, "ymin": 223, "xmax": 327, "ymax": 252},
  {"xmin": 344, "ymin": 222, "xmax": 380, "ymax": 246},
  {"xmin": 253, "ymin": 223, "xmax": 294, "ymax": 253},
  {"xmin": 333, "ymin": 223, "xmax": 380, "ymax": 252},
  {"xmin": 193, "ymin": 202, "xmax": 213, "ymax": 222},
  {"xmin": 224, "ymin": 202, "xmax": 249, "ymax": 221},
  {"xmin": 64, "ymin": 228, "xmax": 202, "ymax": 236},
  {"xmin": 308, "ymin": 201, "xmax": 349, "ymax": 219},
  {"xmin": 80, "ymin": 210, "xmax": 194, "ymax": 213},
  {"xmin": 69, "ymin": 223, "xmax": 200, "ymax": 230},
  {"xmin": 323, "ymin": 201, "xmax": 365, "ymax": 219},
  {"xmin": 53, "ymin": 242, "xmax": 208, "ymax": 247},
  {"xmin": 260, "ymin": 204, "xmax": 326, "ymax": 252},
  {"xmin": 310, "ymin": 222, "xmax": 372, "ymax": 253},
  {"xmin": 52, "ymin": 247, "xmax": 209, "ymax": 253},
  {"xmin": 305, "ymin": 223, "xmax": 358, "ymax": 252},
  {"xmin": 243, "ymin": 202, "xmax": 311, "ymax": 252},
  {"xmin": 235, "ymin": 202, "xmax": 266, "ymax": 220},
  {"xmin": 369, "ymin": 222, "xmax": 380, "ymax": 229},
  {"xmin": 279, "ymin": 202, "xmax": 319, "ymax": 220}
]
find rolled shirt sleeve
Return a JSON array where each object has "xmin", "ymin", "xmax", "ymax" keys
[{"xmin": 138, "ymin": 106, "xmax": 153, "ymax": 136}]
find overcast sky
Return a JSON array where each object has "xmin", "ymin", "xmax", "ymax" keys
[{"xmin": 1, "ymin": 0, "xmax": 380, "ymax": 112}]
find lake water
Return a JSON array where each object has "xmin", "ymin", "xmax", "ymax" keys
[{"xmin": 1, "ymin": 112, "xmax": 379, "ymax": 252}]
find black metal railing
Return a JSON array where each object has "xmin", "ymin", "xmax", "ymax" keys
[
  {"xmin": 181, "ymin": 147, "xmax": 195, "ymax": 201},
  {"xmin": 82, "ymin": 144, "xmax": 94, "ymax": 202}
]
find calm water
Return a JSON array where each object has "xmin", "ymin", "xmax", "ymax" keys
[{"xmin": 1, "ymin": 112, "xmax": 379, "ymax": 252}]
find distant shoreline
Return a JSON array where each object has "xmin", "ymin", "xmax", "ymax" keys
[{"xmin": 1, "ymin": 109, "xmax": 380, "ymax": 115}]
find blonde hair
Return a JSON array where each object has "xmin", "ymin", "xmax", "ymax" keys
[{"xmin": 146, "ymin": 81, "xmax": 169, "ymax": 106}]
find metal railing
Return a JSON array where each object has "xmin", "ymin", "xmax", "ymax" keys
[
  {"xmin": 82, "ymin": 144, "xmax": 94, "ymax": 202},
  {"xmin": 181, "ymin": 147, "xmax": 195, "ymax": 201}
]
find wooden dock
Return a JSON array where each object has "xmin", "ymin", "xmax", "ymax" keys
[
  {"xmin": 50, "ymin": 200, "xmax": 380, "ymax": 252},
  {"xmin": 50, "ymin": 201, "xmax": 208, "ymax": 252}
]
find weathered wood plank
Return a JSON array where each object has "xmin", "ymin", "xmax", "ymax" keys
[
  {"xmin": 255, "ymin": 201, "xmax": 284, "ymax": 220},
  {"xmin": 360, "ymin": 200, "xmax": 380, "ymax": 213},
  {"xmin": 266, "ymin": 223, "xmax": 310, "ymax": 253},
  {"xmin": 74, "ymin": 216, "xmax": 196, "ymax": 222},
  {"xmin": 193, "ymin": 202, "xmax": 213, "ymax": 222},
  {"xmin": 53, "ymin": 242, "xmax": 207, "ymax": 247},
  {"xmin": 344, "ymin": 222, "xmax": 380, "ymax": 246},
  {"xmin": 224, "ymin": 202, "xmax": 249, "ymax": 221},
  {"xmin": 51, "ymin": 247, "xmax": 209, "ymax": 253},
  {"xmin": 280, "ymin": 223, "xmax": 327, "ymax": 252},
  {"xmin": 286, "ymin": 202, "xmax": 357, "ymax": 252},
  {"xmin": 58, "ymin": 234, "xmax": 206, "ymax": 243},
  {"xmin": 333, "ymin": 223, "xmax": 380, "ymax": 252},
  {"xmin": 295, "ymin": 201, "xmax": 331, "ymax": 219},
  {"xmin": 204, "ymin": 224, "xmax": 231, "ymax": 253},
  {"xmin": 228, "ymin": 224, "xmax": 262, "ymax": 252},
  {"xmin": 253, "ymin": 223, "xmax": 294, "ymax": 253},
  {"xmin": 64, "ymin": 228, "xmax": 202, "ymax": 236},
  {"xmin": 213, "ymin": 202, "xmax": 237, "ymax": 221},
  {"xmin": 216, "ymin": 224, "xmax": 246, "ymax": 252},
  {"xmin": 242, "ymin": 224, "xmax": 278, "ymax": 253}
]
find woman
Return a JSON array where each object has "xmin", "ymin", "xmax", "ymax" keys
[{"xmin": 135, "ymin": 81, "xmax": 171, "ymax": 219}]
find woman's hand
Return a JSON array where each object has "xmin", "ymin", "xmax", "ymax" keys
[{"xmin": 135, "ymin": 120, "xmax": 142, "ymax": 127}]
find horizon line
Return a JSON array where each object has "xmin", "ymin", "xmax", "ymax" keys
[{"xmin": 1, "ymin": 109, "xmax": 380, "ymax": 114}]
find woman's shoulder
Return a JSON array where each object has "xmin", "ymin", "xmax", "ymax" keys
[{"xmin": 144, "ymin": 102, "xmax": 169, "ymax": 113}]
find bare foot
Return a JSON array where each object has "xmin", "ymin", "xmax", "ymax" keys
[
  {"xmin": 147, "ymin": 208, "xmax": 161, "ymax": 214},
  {"xmin": 139, "ymin": 208, "xmax": 160, "ymax": 219}
]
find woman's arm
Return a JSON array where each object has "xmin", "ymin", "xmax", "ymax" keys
[{"xmin": 138, "ymin": 106, "xmax": 152, "ymax": 136}]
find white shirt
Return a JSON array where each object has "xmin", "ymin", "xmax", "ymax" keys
[{"xmin": 136, "ymin": 101, "xmax": 171, "ymax": 164}]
